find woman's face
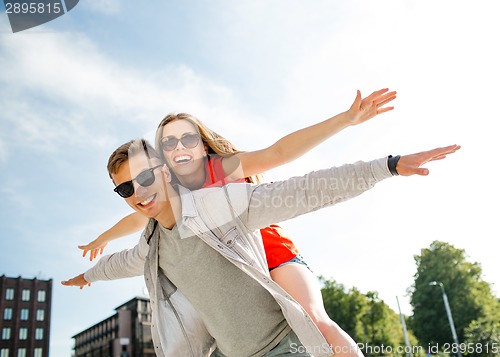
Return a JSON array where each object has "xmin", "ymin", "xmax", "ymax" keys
[{"xmin": 160, "ymin": 119, "xmax": 207, "ymax": 184}]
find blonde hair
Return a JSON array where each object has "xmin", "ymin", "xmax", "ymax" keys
[{"xmin": 155, "ymin": 113, "xmax": 261, "ymax": 184}]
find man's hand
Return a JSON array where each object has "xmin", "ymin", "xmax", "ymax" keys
[
  {"xmin": 346, "ymin": 88, "xmax": 397, "ymax": 126},
  {"xmin": 397, "ymin": 144, "xmax": 461, "ymax": 176},
  {"xmin": 61, "ymin": 274, "xmax": 91, "ymax": 290}
]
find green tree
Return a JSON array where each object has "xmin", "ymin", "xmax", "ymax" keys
[
  {"xmin": 320, "ymin": 277, "xmax": 417, "ymax": 356},
  {"xmin": 320, "ymin": 277, "xmax": 366, "ymax": 339},
  {"xmin": 409, "ymin": 240, "xmax": 499, "ymax": 351},
  {"xmin": 359, "ymin": 292, "xmax": 409, "ymax": 352},
  {"xmin": 463, "ymin": 316, "xmax": 500, "ymax": 357}
]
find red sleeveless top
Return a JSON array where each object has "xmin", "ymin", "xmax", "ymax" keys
[{"xmin": 203, "ymin": 155, "xmax": 300, "ymax": 269}]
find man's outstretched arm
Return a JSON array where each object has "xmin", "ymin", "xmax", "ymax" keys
[
  {"xmin": 61, "ymin": 231, "xmax": 150, "ymax": 289},
  {"xmin": 61, "ymin": 274, "xmax": 90, "ymax": 290},
  {"xmin": 238, "ymin": 144, "xmax": 460, "ymax": 231},
  {"xmin": 393, "ymin": 144, "xmax": 460, "ymax": 176}
]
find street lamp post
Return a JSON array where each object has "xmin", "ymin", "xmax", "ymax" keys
[
  {"xmin": 429, "ymin": 281, "xmax": 462, "ymax": 357},
  {"xmin": 396, "ymin": 296, "xmax": 413, "ymax": 357}
]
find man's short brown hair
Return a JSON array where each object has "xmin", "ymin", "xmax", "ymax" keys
[{"xmin": 107, "ymin": 139, "xmax": 161, "ymax": 179}]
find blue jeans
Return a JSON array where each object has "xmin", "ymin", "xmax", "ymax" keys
[
  {"xmin": 269, "ymin": 254, "xmax": 313, "ymax": 273},
  {"xmin": 210, "ymin": 330, "xmax": 312, "ymax": 356}
]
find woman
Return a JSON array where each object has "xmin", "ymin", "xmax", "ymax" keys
[{"xmin": 79, "ymin": 88, "xmax": 396, "ymax": 356}]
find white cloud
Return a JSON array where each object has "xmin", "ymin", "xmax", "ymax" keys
[
  {"xmin": 79, "ymin": 0, "xmax": 122, "ymax": 15},
  {"xmin": 0, "ymin": 184, "xmax": 34, "ymax": 211},
  {"xmin": 240, "ymin": 0, "xmax": 500, "ymax": 315},
  {"xmin": 0, "ymin": 26, "xmax": 270, "ymax": 156},
  {"xmin": 0, "ymin": 139, "xmax": 7, "ymax": 162},
  {"xmin": 2, "ymin": 4, "xmax": 500, "ymax": 355}
]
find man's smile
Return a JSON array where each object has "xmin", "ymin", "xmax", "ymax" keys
[{"xmin": 137, "ymin": 193, "xmax": 157, "ymax": 207}]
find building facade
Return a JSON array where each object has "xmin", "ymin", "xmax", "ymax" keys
[
  {"xmin": 72, "ymin": 297, "xmax": 154, "ymax": 357},
  {"xmin": 0, "ymin": 275, "xmax": 52, "ymax": 357}
]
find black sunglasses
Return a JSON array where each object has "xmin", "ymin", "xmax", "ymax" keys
[
  {"xmin": 114, "ymin": 164, "xmax": 163, "ymax": 198},
  {"xmin": 160, "ymin": 133, "xmax": 201, "ymax": 151}
]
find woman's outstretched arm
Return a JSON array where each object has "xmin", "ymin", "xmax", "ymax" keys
[{"xmin": 224, "ymin": 88, "xmax": 396, "ymax": 180}]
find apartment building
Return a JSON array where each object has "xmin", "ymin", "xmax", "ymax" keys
[
  {"xmin": 0, "ymin": 275, "xmax": 52, "ymax": 357},
  {"xmin": 72, "ymin": 296, "xmax": 154, "ymax": 357}
]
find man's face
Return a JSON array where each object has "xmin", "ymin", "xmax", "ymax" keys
[{"xmin": 112, "ymin": 153, "xmax": 169, "ymax": 219}]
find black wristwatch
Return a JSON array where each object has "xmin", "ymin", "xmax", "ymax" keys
[{"xmin": 388, "ymin": 155, "xmax": 401, "ymax": 176}]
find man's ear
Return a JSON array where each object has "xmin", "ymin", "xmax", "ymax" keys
[{"xmin": 161, "ymin": 164, "xmax": 172, "ymax": 183}]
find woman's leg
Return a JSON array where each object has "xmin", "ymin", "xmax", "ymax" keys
[{"xmin": 270, "ymin": 263, "xmax": 364, "ymax": 357}]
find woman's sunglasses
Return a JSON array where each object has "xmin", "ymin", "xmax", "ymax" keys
[
  {"xmin": 160, "ymin": 133, "xmax": 201, "ymax": 151},
  {"xmin": 114, "ymin": 164, "xmax": 163, "ymax": 198}
]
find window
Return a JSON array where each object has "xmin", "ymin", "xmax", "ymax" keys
[
  {"xmin": 2, "ymin": 328, "xmax": 11, "ymax": 340},
  {"xmin": 36, "ymin": 309, "xmax": 45, "ymax": 321},
  {"xmin": 3, "ymin": 308, "xmax": 13, "ymax": 320},
  {"xmin": 35, "ymin": 328, "xmax": 43, "ymax": 340},
  {"xmin": 16, "ymin": 349, "xmax": 26, "ymax": 357},
  {"xmin": 19, "ymin": 328, "xmax": 27, "ymax": 340},
  {"xmin": 5, "ymin": 289, "xmax": 14, "ymax": 300},
  {"xmin": 0, "ymin": 348, "xmax": 9, "ymax": 357},
  {"xmin": 37, "ymin": 290, "xmax": 46, "ymax": 302},
  {"xmin": 21, "ymin": 289, "xmax": 30, "ymax": 302},
  {"xmin": 33, "ymin": 349, "xmax": 42, "ymax": 357},
  {"xmin": 20, "ymin": 309, "xmax": 29, "ymax": 321}
]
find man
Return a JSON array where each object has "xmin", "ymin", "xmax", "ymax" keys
[{"xmin": 62, "ymin": 139, "xmax": 460, "ymax": 357}]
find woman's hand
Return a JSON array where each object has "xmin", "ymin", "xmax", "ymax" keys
[
  {"xmin": 346, "ymin": 88, "xmax": 397, "ymax": 126},
  {"xmin": 78, "ymin": 236, "xmax": 108, "ymax": 261}
]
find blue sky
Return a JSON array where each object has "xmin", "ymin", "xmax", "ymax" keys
[{"xmin": 1, "ymin": 1, "xmax": 499, "ymax": 356}]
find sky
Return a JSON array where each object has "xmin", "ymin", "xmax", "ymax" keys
[{"xmin": 1, "ymin": 1, "xmax": 499, "ymax": 356}]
